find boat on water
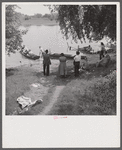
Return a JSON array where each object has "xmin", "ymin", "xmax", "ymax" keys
[
  {"xmin": 20, "ymin": 49, "xmax": 40, "ymax": 60},
  {"xmin": 50, "ymin": 53, "xmax": 75, "ymax": 59},
  {"xmin": 20, "ymin": 45, "xmax": 87, "ymax": 60},
  {"xmin": 42, "ymin": 52, "xmax": 87, "ymax": 60},
  {"xmin": 79, "ymin": 45, "xmax": 95, "ymax": 54}
]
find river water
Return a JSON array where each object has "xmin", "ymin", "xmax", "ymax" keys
[{"xmin": 6, "ymin": 25, "xmax": 107, "ymax": 68}]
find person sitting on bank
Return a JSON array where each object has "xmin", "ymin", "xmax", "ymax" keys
[
  {"xmin": 81, "ymin": 57, "xmax": 89, "ymax": 70},
  {"xmin": 96, "ymin": 50, "xmax": 111, "ymax": 67},
  {"xmin": 43, "ymin": 49, "xmax": 51, "ymax": 76},
  {"xmin": 74, "ymin": 51, "xmax": 81, "ymax": 77}
]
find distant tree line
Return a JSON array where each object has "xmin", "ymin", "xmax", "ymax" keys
[
  {"xmin": 21, "ymin": 13, "xmax": 58, "ymax": 21},
  {"xmin": 5, "ymin": 5, "xmax": 58, "ymax": 54}
]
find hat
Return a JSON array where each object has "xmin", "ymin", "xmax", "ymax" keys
[
  {"xmin": 60, "ymin": 53, "xmax": 64, "ymax": 56},
  {"xmin": 45, "ymin": 49, "xmax": 48, "ymax": 53}
]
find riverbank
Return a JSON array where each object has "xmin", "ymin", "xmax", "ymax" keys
[{"xmin": 6, "ymin": 53, "xmax": 116, "ymax": 115}]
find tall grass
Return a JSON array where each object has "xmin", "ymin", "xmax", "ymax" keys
[{"xmin": 49, "ymin": 70, "xmax": 116, "ymax": 115}]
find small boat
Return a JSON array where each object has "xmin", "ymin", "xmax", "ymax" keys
[
  {"xmin": 50, "ymin": 53, "xmax": 75, "ymax": 59},
  {"xmin": 41, "ymin": 51, "xmax": 87, "ymax": 60},
  {"xmin": 79, "ymin": 46, "xmax": 94, "ymax": 54},
  {"xmin": 20, "ymin": 50, "xmax": 40, "ymax": 60},
  {"xmin": 50, "ymin": 53, "xmax": 87, "ymax": 60}
]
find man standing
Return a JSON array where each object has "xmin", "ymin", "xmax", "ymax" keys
[
  {"xmin": 43, "ymin": 49, "xmax": 51, "ymax": 76},
  {"xmin": 100, "ymin": 42, "xmax": 106, "ymax": 60},
  {"xmin": 74, "ymin": 51, "xmax": 81, "ymax": 77}
]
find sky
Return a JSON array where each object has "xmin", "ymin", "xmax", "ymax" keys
[{"xmin": 15, "ymin": 4, "xmax": 51, "ymax": 16}]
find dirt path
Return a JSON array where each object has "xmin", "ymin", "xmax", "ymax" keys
[
  {"xmin": 21, "ymin": 74, "xmax": 66, "ymax": 115},
  {"xmin": 39, "ymin": 85, "xmax": 65, "ymax": 115}
]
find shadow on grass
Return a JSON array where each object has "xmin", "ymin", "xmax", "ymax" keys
[{"xmin": 6, "ymin": 68, "xmax": 18, "ymax": 77}]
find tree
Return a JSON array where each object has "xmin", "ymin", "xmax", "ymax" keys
[
  {"xmin": 24, "ymin": 15, "xmax": 31, "ymax": 20},
  {"xmin": 6, "ymin": 5, "xmax": 22, "ymax": 54},
  {"xmin": 48, "ymin": 5, "xmax": 116, "ymax": 43},
  {"xmin": 34, "ymin": 13, "xmax": 42, "ymax": 18},
  {"xmin": 42, "ymin": 13, "xmax": 51, "ymax": 19}
]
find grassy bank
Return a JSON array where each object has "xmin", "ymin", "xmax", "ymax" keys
[
  {"xmin": 48, "ymin": 53, "xmax": 116, "ymax": 115},
  {"xmin": 49, "ymin": 71, "xmax": 116, "ymax": 115},
  {"xmin": 6, "ymin": 53, "xmax": 116, "ymax": 115},
  {"xmin": 6, "ymin": 59, "xmax": 73, "ymax": 115}
]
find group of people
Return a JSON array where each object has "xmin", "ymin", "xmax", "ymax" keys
[
  {"xmin": 57, "ymin": 51, "xmax": 87, "ymax": 77},
  {"xmin": 41, "ymin": 47, "xmax": 87, "ymax": 77},
  {"xmin": 21, "ymin": 45, "xmax": 33, "ymax": 55},
  {"xmin": 40, "ymin": 42, "xmax": 110, "ymax": 77}
]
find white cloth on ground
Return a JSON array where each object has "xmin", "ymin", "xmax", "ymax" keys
[{"xmin": 17, "ymin": 95, "xmax": 42, "ymax": 109}]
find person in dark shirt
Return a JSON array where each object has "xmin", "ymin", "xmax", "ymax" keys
[
  {"xmin": 43, "ymin": 49, "xmax": 51, "ymax": 76},
  {"xmin": 96, "ymin": 51, "xmax": 111, "ymax": 67},
  {"xmin": 100, "ymin": 42, "xmax": 106, "ymax": 60}
]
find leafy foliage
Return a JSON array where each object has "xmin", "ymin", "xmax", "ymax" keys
[
  {"xmin": 6, "ymin": 5, "xmax": 22, "ymax": 53},
  {"xmin": 49, "ymin": 5, "xmax": 116, "ymax": 43}
]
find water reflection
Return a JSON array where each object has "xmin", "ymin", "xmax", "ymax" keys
[
  {"xmin": 22, "ymin": 25, "xmax": 80, "ymax": 54},
  {"xmin": 6, "ymin": 25, "xmax": 79, "ymax": 68}
]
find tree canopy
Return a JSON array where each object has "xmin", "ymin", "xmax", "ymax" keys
[
  {"xmin": 6, "ymin": 5, "xmax": 22, "ymax": 54},
  {"xmin": 49, "ymin": 5, "xmax": 116, "ymax": 43}
]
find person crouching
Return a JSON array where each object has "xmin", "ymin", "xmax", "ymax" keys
[{"xmin": 74, "ymin": 51, "xmax": 81, "ymax": 77}]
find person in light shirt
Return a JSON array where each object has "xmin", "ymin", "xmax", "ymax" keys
[
  {"xmin": 39, "ymin": 46, "xmax": 44, "ymax": 58},
  {"xmin": 73, "ymin": 51, "xmax": 81, "ymax": 77}
]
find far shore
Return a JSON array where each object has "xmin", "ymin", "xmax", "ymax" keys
[{"xmin": 20, "ymin": 17, "xmax": 59, "ymax": 27}]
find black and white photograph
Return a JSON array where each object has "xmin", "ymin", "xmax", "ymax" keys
[{"xmin": 2, "ymin": 1, "xmax": 120, "ymax": 148}]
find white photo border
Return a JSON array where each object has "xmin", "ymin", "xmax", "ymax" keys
[{"xmin": 2, "ymin": 2, "xmax": 120, "ymax": 148}]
